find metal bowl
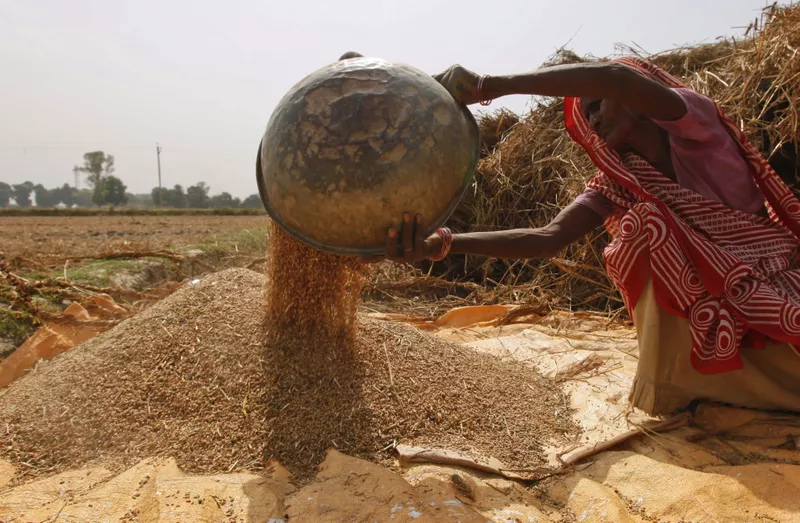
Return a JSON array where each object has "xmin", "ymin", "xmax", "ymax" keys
[{"xmin": 256, "ymin": 57, "xmax": 480, "ymax": 255}]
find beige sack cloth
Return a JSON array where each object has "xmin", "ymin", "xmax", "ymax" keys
[{"xmin": 631, "ymin": 278, "xmax": 800, "ymax": 415}]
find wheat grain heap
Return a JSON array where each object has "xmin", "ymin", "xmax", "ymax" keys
[{"xmin": 0, "ymin": 223, "xmax": 573, "ymax": 482}]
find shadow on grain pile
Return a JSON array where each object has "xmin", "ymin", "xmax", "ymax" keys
[{"xmin": 0, "ymin": 224, "xmax": 575, "ymax": 483}]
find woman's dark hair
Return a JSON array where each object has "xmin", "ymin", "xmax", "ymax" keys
[{"xmin": 338, "ymin": 51, "xmax": 363, "ymax": 60}]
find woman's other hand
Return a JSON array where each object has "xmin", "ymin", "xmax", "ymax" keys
[
  {"xmin": 359, "ymin": 213, "xmax": 441, "ymax": 264},
  {"xmin": 434, "ymin": 65, "xmax": 481, "ymax": 105}
]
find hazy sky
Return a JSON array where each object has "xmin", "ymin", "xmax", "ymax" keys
[{"xmin": 1, "ymin": 0, "xmax": 770, "ymax": 199}]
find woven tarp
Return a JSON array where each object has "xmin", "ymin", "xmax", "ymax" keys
[{"xmin": 1, "ymin": 306, "xmax": 797, "ymax": 522}]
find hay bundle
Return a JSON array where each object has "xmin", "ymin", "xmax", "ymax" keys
[
  {"xmin": 451, "ymin": 97, "xmax": 616, "ymax": 312},
  {"xmin": 445, "ymin": 48, "xmax": 616, "ymax": 311},
  {"xmin": 477, "ymin": 108, "xmax": 520, "ymax": 156},
  {"xmin": 651, "ymin": 3, "xmax": 799, "ymax": 183},
  {"xmin": 447, "ymin": 3, "xmax": 799, "ymax": 313}
]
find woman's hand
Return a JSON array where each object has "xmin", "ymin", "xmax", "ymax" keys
[
  {"xmin": 433, "ymin": 65, "xmax": 481, "ymax": 105},
  {"xmin": 360, "ymin": 202, "xmax": 604, "ymax": 264},
  {"xmin": 359, "ymin": 213, "xmax": 442, "ymax": 264}
]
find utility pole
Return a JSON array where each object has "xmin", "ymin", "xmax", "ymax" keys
[
  {"xmin": 156, "ymin": 143, "xmax": 163, "ymax": 207},
  {"xmin": 73, "ymin": 166, "xmax": 79, "ymax": 190}
]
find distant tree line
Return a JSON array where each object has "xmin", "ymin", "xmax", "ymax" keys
[
  {"xmin": 0, "ymin": 150, "xmax": 262, "ymax": 209},
  {"xmin": 150, "ymin": 182, "xmax": 263, "ymax": 209},
  {"xmin": 0, "ymin": 181, "xmax": 89, "ymax": 208}
]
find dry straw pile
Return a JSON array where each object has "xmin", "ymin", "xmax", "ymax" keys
[{"xmin": 446, "ymin": 4, "xmax": 799, "ymax": 313}]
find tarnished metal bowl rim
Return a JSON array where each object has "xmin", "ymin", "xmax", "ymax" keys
[{"xmin": 257, "ymin": 106, "xmax": 480, "ymax": 256}]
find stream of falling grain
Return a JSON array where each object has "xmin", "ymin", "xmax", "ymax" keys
[{"xmin": 264, "ymin": 222, "xmax": 365, "ymax": 351}]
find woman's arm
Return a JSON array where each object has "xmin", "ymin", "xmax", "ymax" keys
[
  {"xmin": 372, "ymin": 201, "xmax": 604, "ymax": 264},
  {"xmin": 435, "ymin": 62, "xmax": 686, "ymax": 122},
  {"xmin": 447, "ymin": 201, "xmax": 604, "ymax": 258}
]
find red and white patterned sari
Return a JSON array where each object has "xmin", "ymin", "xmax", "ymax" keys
[{"xmin": 564, "ymin": 57, "xmax": 800, "ymax": 374}]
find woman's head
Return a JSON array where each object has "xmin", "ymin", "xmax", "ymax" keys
[
  {"xmin": 579, "ymin": 97, "xmax": 641, "ymax": 153},
  {"xmin": 338, "ymin": 51, "xmax": 364, "ymax": 61},
  {"xmin": 565, "ymin": 57, "xmax": 688, "ymax": 171}
]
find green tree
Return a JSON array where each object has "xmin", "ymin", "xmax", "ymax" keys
[
  {"xmin": 93, "ymin": 176, "xmax": 127, "ymax": 207},
  {"xmin": 92, "ymin": 179, "xmax": 106, "ymax": 206},
  {"xmin": 76, "ymin": 151, "xmax": 115, "ymax": 188},
  {"xmin": 0, "ymin": 182, "xmax": 10, "ymax": 207},
  {"xmin": 241, "ymin": 194, "xmax": 263, "ymax": 209},
  {"xmin": 57, "ymin": 183, "xmax": 75, "ymax": 207},
  {"xmin": 151, "ymin": 187, "xmax": 167, "ymax": 207},
  {"xmin": 186, "ymin": 182, "xmax": 210, "ymax": 208},
  {"xmin": 153, "ymin": 185, "xmax": 187, "ymax": 208},
  {"xmin": 209, "ymin": 191, "xmax": 240, "ymax": 208},
  {"xmin": 151, "ymin": 186, "xmax": 184, "ymax": 207},
  {"xmin": 33, "ymin": 184, "xmax": 57, "ymax": 207},
  {"xmin": 104, "ymin": 176, "xmax": 128, "ymax": 206},
  {"xmin": 169, "ymin": 185, "xmax": 187, "ymax": 208},
  {"xmin": 126, "ymin": 193, "xmax": 152, "ymax": 207},
  {"xmin": 72, "ymin": 188, "xmax": 93, "ymax": 207},
  {"xmin": 11, "ymin": 182, "xmax": 34, "ymax": 207}
]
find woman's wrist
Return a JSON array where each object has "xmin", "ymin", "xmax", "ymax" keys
[
  {"xmin": 424, "ymin": 234, "xmax": 443, "ymax": 258},
  {"xmin": 484, "ymin": 73, "xmax": 543, "ymax": 100},
  {"xmin": 483, "ymin": 75, "xmax": 508, "ymax": 101}
]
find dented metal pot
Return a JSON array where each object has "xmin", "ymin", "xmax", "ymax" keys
[{"xmin": 256, "ymin": 57, "xmax": 480, "ymax": 255}]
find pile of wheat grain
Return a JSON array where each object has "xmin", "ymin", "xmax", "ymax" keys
[{"xmin": 0, "ymin": 267, "xmax": 574, "ymax": 482}]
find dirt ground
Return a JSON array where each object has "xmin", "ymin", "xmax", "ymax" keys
[{"xmin": 0, "ymin": 215, "xmax": 269, "ymax": 259}]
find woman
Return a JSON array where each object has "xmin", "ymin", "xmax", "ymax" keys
[{"xmin": 378, "ymin": 57, "xmax": 800, "ymax": 416}]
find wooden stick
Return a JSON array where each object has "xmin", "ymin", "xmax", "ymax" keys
[
  {"xmin": 396, "ymin": 444, "xmax": 567, "ymax": 481},
  {"xmin": 558, "ymin": 411, "xmax": 692, "ymax": 467}
]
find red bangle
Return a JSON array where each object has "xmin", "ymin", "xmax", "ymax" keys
[
  {"xmin": 477, "ymin": 75, "xmax": 492, "ymax": 106},
  {"xmin": 429, "ymin": 227, "xmax": 453, "ymax": 261}
]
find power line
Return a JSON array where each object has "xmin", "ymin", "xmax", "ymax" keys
[
  {"xmin": 0, "ymin": 142, "xmax": 156, "ymax": 150},
  {"xmin": 0, "ymin": 143, "xmax": 253, "ymax": 159}
]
